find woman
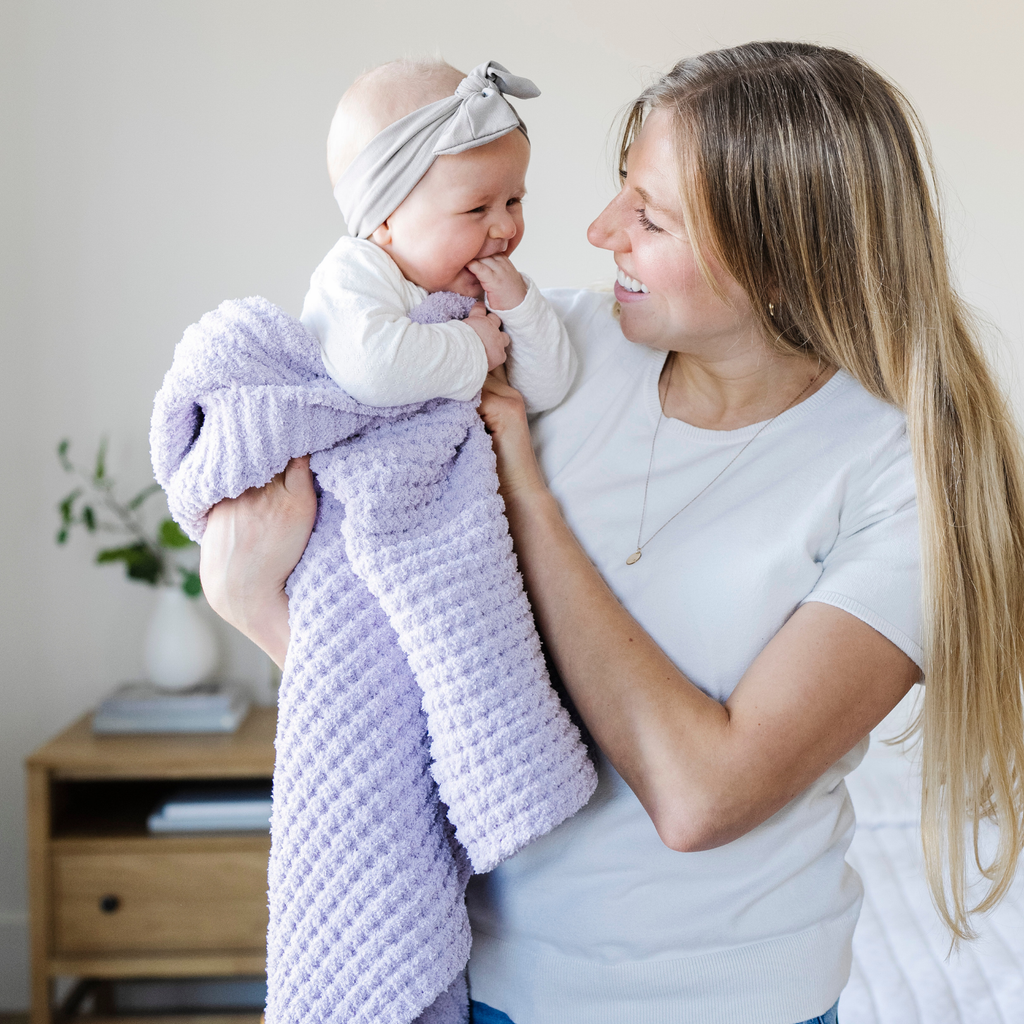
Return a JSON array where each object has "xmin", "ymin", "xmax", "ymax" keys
[{"xmin": 202, "ymin": 42, "xmax": 1024, "ymax": 1024}]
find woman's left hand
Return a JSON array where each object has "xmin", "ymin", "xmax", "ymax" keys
[{"xmin": 478, "ymin": 370, "xmax": 548, "ymax": 505}]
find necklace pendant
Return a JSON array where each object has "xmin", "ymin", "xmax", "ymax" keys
[{"xmin": 626, "ymin": 549, "xmax": 642, "ymax": 565}]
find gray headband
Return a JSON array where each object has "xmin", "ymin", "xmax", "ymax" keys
[{"xmin": 334, "ymin": 61, "xmax": 540, "ymax": 239}]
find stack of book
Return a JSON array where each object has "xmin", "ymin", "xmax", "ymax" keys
[
  {"xmin": 92, "ymin": 682, "xmax": 251, "ymax": 734},
  {"xmin": 148, "ymin": 787, "xmax": 273, "ymax": 833}
]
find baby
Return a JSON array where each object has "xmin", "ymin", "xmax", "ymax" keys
[{"xmin": 300, "ymin": 59, "xmax": 576, "ymax": 412}]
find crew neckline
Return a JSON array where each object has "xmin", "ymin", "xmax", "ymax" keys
[{"xmin": 641, "ymin": 348, "xmax": 851, "ymax": 444}]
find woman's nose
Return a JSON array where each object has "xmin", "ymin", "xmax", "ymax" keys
[{"xmin": 587, "ymin": 195, "xmax": 627, "ymax": 252}]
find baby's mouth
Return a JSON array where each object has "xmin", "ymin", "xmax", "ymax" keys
[{"xmin": 616, "ymin": 268, "xmax": 649, "ymax": 294}]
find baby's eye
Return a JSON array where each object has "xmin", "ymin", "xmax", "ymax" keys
[
  {"xmin": 636, "ymin": 208, "xmax": 663, "ymax": 233},
  {"xmin": 507, "ymin": 197, "xmax": 522, "ymax": 207},
  {"xmin": 467, "ymin": 205, "xmax": 487, "ymax": 214}
]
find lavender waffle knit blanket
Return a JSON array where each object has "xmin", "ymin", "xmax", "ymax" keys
[{"xmin": 150, "ymin": 297, "xmax": 596, "ymax": 1024}]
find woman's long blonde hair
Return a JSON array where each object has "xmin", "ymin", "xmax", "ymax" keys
[{"xmin": 620, "ymin": 41, "xmax": 1024, "ymax": 938}]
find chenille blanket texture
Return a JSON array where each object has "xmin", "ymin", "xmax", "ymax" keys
[{"xmin": 150, "ymin": 296, "xmax": 597, "ymax": 1024}]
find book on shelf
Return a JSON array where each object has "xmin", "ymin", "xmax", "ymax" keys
[
  {"xmin": 148, "ymin": 786, "xmax": 273, "ymax": 833},
  {"xmin": 92, "ymin": 682, "xmax": 251, "ymax": 735}
]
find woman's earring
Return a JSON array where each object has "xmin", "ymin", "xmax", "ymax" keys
[{"xmin": 768, "ymin": 302, "xmax": 776, "ymax": 318}]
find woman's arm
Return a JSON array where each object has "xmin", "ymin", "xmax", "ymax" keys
[
  {"xmin": 199, "ymin": 456, "xmax": 317, "ymax": 669},
  {"xmin": 480, "ymin": 376, "xmax": 920, "ymax": 852}
]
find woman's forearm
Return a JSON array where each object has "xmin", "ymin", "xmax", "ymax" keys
[
  {"xmin": 502, "ymin": 489, "xmax": 731, "ymax": 846},
  {"xmin": 232, "ymin": 588, "xmax": 291, "ymax": 671},
  {"xmin": 201, "ymin": 532, "xmax": 292, "ymax": 669},
  {"xmin": 502, "ymin": 486, "xmax": 918, "ymax": 851}
]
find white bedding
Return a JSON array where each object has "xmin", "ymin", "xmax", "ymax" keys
[{"xmin": 840, "ymin": 691, "xmax": 1024, "ymax": 1023}]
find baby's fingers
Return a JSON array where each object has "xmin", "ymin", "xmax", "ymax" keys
[{"xmin": 469, "ymin": 257, "xmax": 507, "ymax": 281}]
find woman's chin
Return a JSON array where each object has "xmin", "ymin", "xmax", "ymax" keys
[{"xmin": 616, "ymin": 302, "xmax": 657, "ymax": 346}]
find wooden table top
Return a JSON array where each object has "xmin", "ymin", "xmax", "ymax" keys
[{"xmin": 26, "ymin": 706, "xmax": 277, "ymax": 779}]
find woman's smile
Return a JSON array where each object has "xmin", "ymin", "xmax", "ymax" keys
[{"xmin": 614, "ymin": 266, "xmax": 649, "ymax": 302}]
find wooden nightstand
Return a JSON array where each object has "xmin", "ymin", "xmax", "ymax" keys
[{"xmin": 25, "ymin": 707, "xmax": 276, "ymax": 1024}]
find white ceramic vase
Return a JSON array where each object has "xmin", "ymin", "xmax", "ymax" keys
[{"xmin": 144, "ymin": 587, "xmax": 219, "ymax": 690}]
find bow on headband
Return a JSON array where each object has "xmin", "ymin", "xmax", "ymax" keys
[{"xmin": 334, "ymin": 61, "xmax": 540, "ymax": 239}]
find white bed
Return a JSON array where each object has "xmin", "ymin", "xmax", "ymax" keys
[{"xmin": 840, "ymin": 691, "xmax": 1024, "ymax": 1023}]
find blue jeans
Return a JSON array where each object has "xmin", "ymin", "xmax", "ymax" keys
[{"xmin": 470, "ymin": 998, "xmax": 839, "ymax": 1024}]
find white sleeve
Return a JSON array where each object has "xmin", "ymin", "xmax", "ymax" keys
[
  {"xmin": 300, "ymin": 238, "xmax": 489, "ymax": 407},
  {"xmin": 801, "ymin": 429, "xmax": 923, "ymax": 668},
  {"xmin": 488, "ymin": 276, "xmax": 578, "ymax": 414}
]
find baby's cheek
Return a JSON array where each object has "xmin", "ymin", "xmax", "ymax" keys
[{"xmin": 508, "ymin": 213, "xmax": 526, "ymax": 250}]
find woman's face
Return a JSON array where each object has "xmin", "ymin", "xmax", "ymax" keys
[{"xmin": 587, "ymin": 108, "xmax": 757, "ymax": 356}]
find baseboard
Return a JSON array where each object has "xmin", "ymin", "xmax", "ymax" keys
[{"xmin": 0, "ymin": 913, "xmax": 29, "ymax": 1012}]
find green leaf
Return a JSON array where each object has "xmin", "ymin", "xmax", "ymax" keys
[
  {"xmin": 93, "ymin": 438, "xmax": 108, "ymax": 482},
  {"xmin": 127, "ymin": 483, "xmax": 162, "ymax": 511},
  {"xmin": 158, "ymin": 518, "xmax": 193, "ymax": 549},
  {"xmin": 58, "ymin": 489, "xmax": 82, "ymax": 524},
  {"xmin": 126, "ymin": 548, "xmax": 163, "ymax": 585},
  {"xmin": 56, "ymin": 528, "xmax": 68, "ymax": 545},
  {"xmin": 57, "ymin": 439, "xmax": 73, "ymax": 472},
  {"xmin": 82, "ymin": 506, "xmax": 96, "ymax": 532},
  {"xmin": 96, "ymin": 542, "xmax": 163, "ymax": 585},
  {"xmin": 179, "ymin": 569, "xmax": 202, "ymax": 598},
  {"xmin": 95, "ymin": 544, "xmax": 139, "ymax": 564}
]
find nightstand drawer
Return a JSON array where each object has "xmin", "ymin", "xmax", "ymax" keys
[{"xmin": 53, "ymin": 846, "xmax": 270, "ymax": 953}]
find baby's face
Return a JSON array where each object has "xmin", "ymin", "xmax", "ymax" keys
[{"xmin": 371, "ymin": 130, "xmax": 530, "ymax": 298}]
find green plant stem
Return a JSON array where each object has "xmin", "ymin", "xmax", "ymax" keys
[
  {"xmin": 74, "ymin": 467, "xmax": 161, "ymax": 552},
  {"xmin": 65, "ymin": 456, "xmax": 168, "ymax": 585}
]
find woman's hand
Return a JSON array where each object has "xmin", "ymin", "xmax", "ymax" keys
[
  {"xmin": 199, "ymin": 455, "xmax": 317, "ymax": 669},
  {"xmin": 478, "ymin": 371, "xmax": 548, "ymax": 505}
]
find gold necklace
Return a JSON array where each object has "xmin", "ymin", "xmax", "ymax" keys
[{"xmin": 626, "ymin": 356, "xmax": 825, "ymax": 566}]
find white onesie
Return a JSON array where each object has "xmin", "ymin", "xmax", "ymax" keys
[{"xmin": 300, "ymin": 236, "xmax": 577, "ymax": 412}]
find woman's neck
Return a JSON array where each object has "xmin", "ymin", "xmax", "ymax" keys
[{"xmin": 659, "ymin": 347, "xmax": 834, "ymax": 431}]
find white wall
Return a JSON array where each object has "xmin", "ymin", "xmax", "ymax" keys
[{"xmin": 1, "ymin": 0, "xmax": 1021, "ymax": 1007}]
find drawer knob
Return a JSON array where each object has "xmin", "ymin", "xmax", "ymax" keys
[{"xmin": 98, "ymin": 894, "xmax": 120, "ymax": 914}]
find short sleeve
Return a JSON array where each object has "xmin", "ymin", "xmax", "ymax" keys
[{"xmin": 801, "ymin": 429, "xmax": 923, "ymax": 669}]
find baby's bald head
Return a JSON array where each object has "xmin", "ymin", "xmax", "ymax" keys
[{"xmin": 327, "ymin": 58, "xmax": 466, "ymax": 188}]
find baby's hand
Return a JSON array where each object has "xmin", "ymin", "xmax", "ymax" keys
[
  {"xmin": 468, "ymin": 255, "xmax": 528, "ymax": 311},
  {"xmin": 465, "ymin": 301, "xmax": 509, "ymax": 372}
]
